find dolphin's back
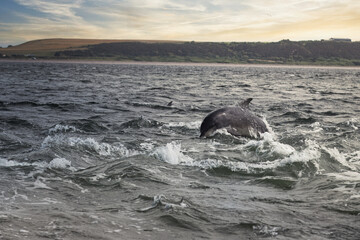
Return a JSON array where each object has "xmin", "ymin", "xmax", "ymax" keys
[
  {"xmin": 200, "ymin": 106, "xmax": 267, "ymax": 138},
  {"xmin": 200, "ymin": 108, "xmax": 230, "ymax": 137}
]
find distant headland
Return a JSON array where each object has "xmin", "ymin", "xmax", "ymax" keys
[{"xmin": 1, "ymin": 38, "xmax": 360, "ymax": 66}]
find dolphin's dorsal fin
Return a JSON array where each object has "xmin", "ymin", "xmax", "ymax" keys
[{"xmin": 240, "ymin": 98, "xmax": 253, "ymax": 108}]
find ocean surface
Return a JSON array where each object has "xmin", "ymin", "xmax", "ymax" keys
[{"xmin": 0, "ymin": 60, "xmax": 359, "ymax": 240}]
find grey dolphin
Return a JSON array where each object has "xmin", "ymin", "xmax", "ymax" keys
[{"xmin": 200, "ymin": 98, "xmax": 268, "ymax": 138}]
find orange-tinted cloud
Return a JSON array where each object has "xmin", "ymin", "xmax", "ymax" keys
[{"xmin": 2, "ymin": 0, "xmax": 360, "ymax": 46}]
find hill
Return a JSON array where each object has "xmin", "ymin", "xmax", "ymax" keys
[
  {"xmin": 2, "ymin": 38, "xmax": 360, "ymax": 66},
  {"xmin": 1, "ymin": 38, "xmax": 183, "ymax": 56}
]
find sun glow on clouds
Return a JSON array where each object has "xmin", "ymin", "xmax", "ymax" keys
[{"xmin": 1, "ymin": 0, "xmax": 360, "ymax": 45}]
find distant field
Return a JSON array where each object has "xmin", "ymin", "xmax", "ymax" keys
[{"xmin": 1, "ymin": 38, "xmax": 184, "ymax": 55}]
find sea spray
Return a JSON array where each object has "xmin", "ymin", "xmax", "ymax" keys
[{"xmin": 153, "ymin": 141, "xmax": 193, "ymax": 165}]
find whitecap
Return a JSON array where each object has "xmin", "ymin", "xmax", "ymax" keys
[
  {"xmin": 152, "ymin": 141, "xmax": 193, "ymax": 165},
  {"xmin": 0, "ymin": 157, "xmax": 46, "ymax": 168},
  {"xmin": 0, "ymin": 157, "xmax": 27, "ymax": 167},
  {"xmin": 140, "ymin": 141, "xmax": 155, "ymax": 151},
  {"xmin": 48, "ymin": 124, "xmax": 79, "ymax": 134},
  {"xmin": 152, "ymin": 139, "xmax": 321, "ymax": 175},
  {"xmin": 253, "ymin": 224, "xmax": 282, "ymax": 237},
  {"xmin": 89, "ymin": 173, "xmax": 107, "ymax": 181},
  {"xmin": 33, "ymin": 178, "xmax": 52, "ymax": 189},
  {"xmin": 0, "ymin": 155, "xmax": 77, "ymax": 175},
  {"xmin": 302, "ymin": 122, "xmax": 324, "ymax": 134},
  {"xmin": 42, "ymin": 135, "xmax": 139, "ymax": 157},
  {"xmin": 243, "ymin": 132, "xmax": 296, "ymax": 157},
  {"xmin": 48, "ymin": 157, "xmax": 76, "ymax": 171}
]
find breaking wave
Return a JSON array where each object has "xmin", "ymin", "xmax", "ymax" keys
[
  {"xmin": 152, "ymin": 131, "xmax": 357, "ymax": 180},
  {"xmin": 41, "ymin": 135, "xmax": 139, "ymax": 157}
]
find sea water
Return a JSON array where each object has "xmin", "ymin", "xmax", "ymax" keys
[{"xmin": 0, "ymin": 61, "xmax": 359, "ymax": 239}]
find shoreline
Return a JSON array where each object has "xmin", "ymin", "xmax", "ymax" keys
[{"xmin": 1, "ymin": 58, "xmax": 360, "ymax": 70}]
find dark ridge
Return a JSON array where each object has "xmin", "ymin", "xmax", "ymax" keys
[
  {"xmin": 51, "ymin": 40, "xmax": 360, "ymax": 66},
  {"xmin": 158, "ymin": 215, "xmax": 203, "ymax": 231},
  {"xmin": 119, "ymin": 117, "xmax": 163, "ymax": 129},
  {"xmin": 56, "ymin": 119, "xmax": 109, "ymax": 133}
]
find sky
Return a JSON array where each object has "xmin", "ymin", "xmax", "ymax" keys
[{"xmin": 1, "ymin": 0, "xmax": 360, "ymax": 47}]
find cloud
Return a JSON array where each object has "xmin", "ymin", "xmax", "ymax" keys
[
  {"xmin": 14, "ymin": 0, "xmax": 82, "ymax": 18},
  {"xmin": 2, "ymin": 0, "xmax": 360, "ymax": 45},
  {"xmin": 194, "ymin": 2, "xmax": 360, "ymax": 42},
  {"xmin": 6, "ymin": 0, "xmax": 101, "ymax": 42}
]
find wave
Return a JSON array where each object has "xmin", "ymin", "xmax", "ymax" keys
[
  {"xmin": 152, "ymin": 137, "xmax": 321, "ymax": 177},
  {"xmin": 41, "ymin": 135, "xmax": 139, "ymax": 157},
  {"xmin": 124, "ymin": 101, "xmax": 175, "ymax": 110},
  {"xmin": 0, "ymin": 116, "xmax": 37, "ymax": 129},
  {"xmin": 49, "ymin": 119, "xmax": 108, "ymax": 134},
  {"xmin": 153, "ymin": 129, "xmax": 357, "ymax": 172},
  {"xmin": 47, "ymin": 157, "xmax": 76, "ymax": 171},
  {"xmin": 0, "ymin": 100, "xmax": 80, "ymax": 111},
  {"xmin": 119, "ymin": 117, "xmax": 163, "ymax": 129},
  {"xmin": 73, "ymin": 159, "xmax": 169, "ymax": 189},
  {"xmin": 164, "ymin": 121, "xmax": 202, "ymax": 130},
  {"xmin": 0, "ymin": 156, "xmax": 75, "ymax": 171},
  {"xmin": 325, "ymin": 171, "xmax": 360, "ymax": 182},
  {"xmin": 49, "ymin": 124, "xmax": 80, "ymax": 134},
  {"xmin": 152, "ymin": 142, "xmax": 193, "ymax": 165},
  {"xmin": 0, "ymin": 157, "xmax": 37, "ymax": 167},
  {"xmin": 137, "ymin": 194, "xmax": 188, "ymax": 213},
  {"xmin": 0, "ymin": 132, "xmax": 32, "ymax": 153}
]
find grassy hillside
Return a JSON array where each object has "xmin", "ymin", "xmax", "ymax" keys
[
  {"xmin": 1, "ymin": 38, "xmax": 183, "ymax": 56},
  {"xmin": 2, "ymin": 38, "xmax": 360, "ymax": 66}
]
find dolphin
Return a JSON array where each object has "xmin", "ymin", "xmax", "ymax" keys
[{"xmin": 200, "ymin": 98, "xmax": 268, "ymax": 138}]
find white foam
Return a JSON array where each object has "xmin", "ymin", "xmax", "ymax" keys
[
  {"xmin": 89, "ymin": 173, "xmax": 107, "ymax": 181},
  {"xmin": 263, "ymin": 117, "xmax": 276, "ymax": 137},
  {"xmin": 346, "ymin": 118, "xmax": 358, "ymax": 130},
  {"xmin": 48, "ymin": 157, "xmax": 76, "ymax": 171},
  {"xmin": 0, "ymin": 157, "xmax": 27, "ymax": 167},
  {"xmin": 140, "ymin": 142, "xmax": 155, "ymax": 151},
  {"xmin": 253, "ymin": 224, "xmax": 281, "ymax": 237},
  {"xmin": 153, "ymin": 141, "xmax": 193, "ymax": 165},
  {"xmin": 191, "ymin": 143, "xmax": 319, "ymax": 173},
  {"xmin": 49, "ymin": 124, "xmax": 79, "ymax": 134},
  {"xmin": 214, "ymin": 128, "xmax": 233, "ymax": 136},
  {"xmin": 153, "ymin": 139, "xmax": 321, "ymax": 175},
  {"xmin": 33, "ymin": 178, "xmax": 52, "ymax": 189},
  {"xmin": 243, "ymin": 132, "xmax": 296, "ymax": 157},
  {"xmin": 302, "ymin": 122, "xmax": 324, "ymax": 134},
  {"xmin": 0, "ymin": 156, "xmax": 77, "ymax": 174},
  {"xmin": 325, "ymin": 171, "xmax": 360, "ymax": 182},
  {"xmin": 42, "ymin": 136, "xmax": 139, "ymax": 157},
  {"xmin": 0, "ymin": 157, "xmax": 46, "ymax": 168},
  {"xmin": 152, "ymin": 195, "xmax": 187, "ymax": 209}
]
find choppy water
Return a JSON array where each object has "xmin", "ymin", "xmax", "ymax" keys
[{"xmin": 0, "ymin": 60, "xmax": 359, "ymax": 240}]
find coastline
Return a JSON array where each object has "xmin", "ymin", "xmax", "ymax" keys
[{"xmin": 1, "ymin": 58, "xmax": 360, "ymax": 70}]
